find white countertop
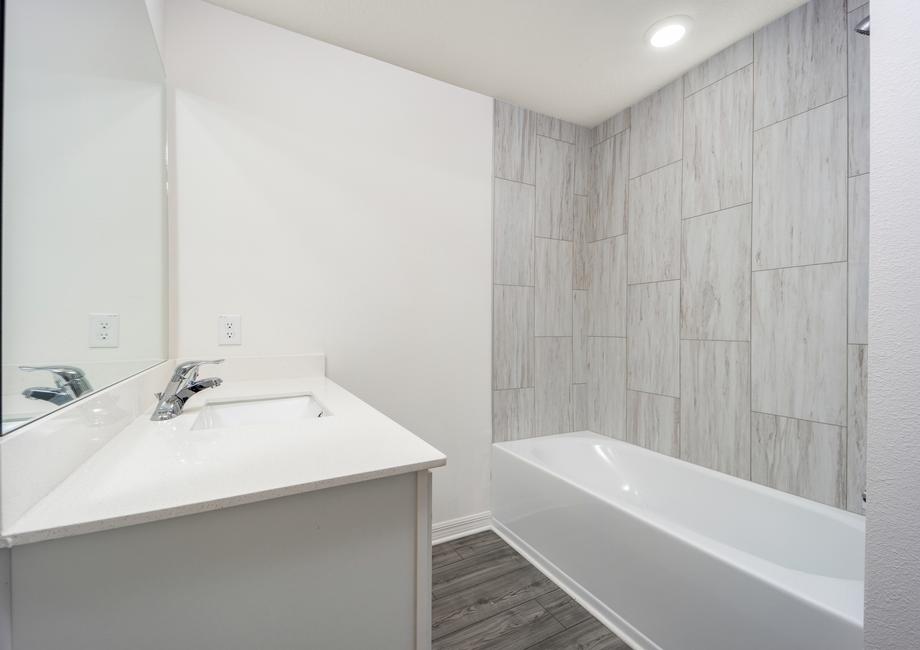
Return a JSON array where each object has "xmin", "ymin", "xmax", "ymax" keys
[{"xmin": 1, "ymin": 377, "xmax": 446, "ymax": 546}]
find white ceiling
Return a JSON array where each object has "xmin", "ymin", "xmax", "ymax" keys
[{"xmin": 203, "ymin": 0, "xmax": 807, "ymax": 126}]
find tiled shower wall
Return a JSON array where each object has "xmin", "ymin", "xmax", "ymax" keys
[{"xmin": 492, "ymin": 0, "xmax": 869, "ymax": 514}]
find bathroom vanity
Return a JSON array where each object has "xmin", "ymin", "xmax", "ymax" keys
[{"xmin": 0, "ymin": 356, "xmax": 445, "ymax": 650}]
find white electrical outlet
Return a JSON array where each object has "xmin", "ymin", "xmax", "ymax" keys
[
  {"xmin": 89, "ymin": 313, "xmax": 120, "ymax": 348},
  {"xmin": 219, "ymin": 314, "xmax": 241, "ymax": 345}
]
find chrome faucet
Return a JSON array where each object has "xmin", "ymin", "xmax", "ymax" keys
[
  {"xmin": 151, "ymin": 359, "xmax": 224, "ymax": 421},
  {"xmin": 20, "ymin": 365, "xmax": 93, "ymax": 405}
]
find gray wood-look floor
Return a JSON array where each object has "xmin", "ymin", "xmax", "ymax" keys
[{"xmin": 432, "ymin": 531, "xmax": 630, "ymax": 649}]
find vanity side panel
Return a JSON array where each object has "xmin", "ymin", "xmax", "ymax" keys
[
  {"xmin": 416, "ymin": 470, "xmax": 433, "ymax": 650},
  {"xmin": 10, "ymin": 474, "xmax": 418, "ymax": 650},
  {"xmin": 0, "ymin": 548, "xmax": 10, "ymax": 650}
]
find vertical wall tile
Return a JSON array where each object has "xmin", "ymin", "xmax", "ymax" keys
[
  {"xmin": 535, "ymin": 136, "xmax": 575, "ymax": 240},
  {"xmin": 629, "ymin": 79, "xmax": 683, "ymax": 178},
  {"xmin": 753, "ymin": 98, "xmax": 847, "ymax": 270},
  {"xmin": 586, "ymin": 236, "xmax": 627, "ymax": 336},
  {"xmin": 535, "ymin": 337, "xmax": 573, "ymax": 435},
  {"xmin": 848, "ymin": 344, "xmax": 868, "ymax": 513},
  {"xmin": 493, "ymin": 285, "xmax": 534, "ymax": 389},
  {"xmin": 627, "ymin": 281, "xmax": 680, "ymax": 397},
  {"xmin": 683, "ymin": 36, "xmax": 753, "ymax": 96},
  {"xmin": 572, "ymin": 383, "xmax": 588, "ymax": 431},
  {"xmin": 591, "ymin": 131, "xmax": 628, "ymax": 239},
  {"xmin": 574, "ymin": 127, "xmax": 593, "ymax": 196},
  {"xmin": 752, "ymin": 263, "xmax": 847, "ymax": 425},
  {"xmin": 574, "ymin": 195, "xmax": 592, "ymax": 290},
  {"xmin": 493, "ymin": 388, "xmax": 534, "ymax": 442},
  {"xmin": 683, "ymin": 65, "xmax": 753, "ymax": 219},
  {"xmin": 493, "ymin": 179, "xmax": 535, "ymax": 286},
  {"xmin": 680, "ymin": 341, "xmax": 751, "ymax": 478},
  {"xmin": 594, "ymin": 109, "xmax": 630, "ymax": 144},
  {"xmin": 494, "ymin": 100, "xmax": 535, "ymax": 184},
  {"xmin": 628, "ymin": 161, "xmax": 681, "ymax": 283},
  {"xmin": 573, "ymin": 290, "xmax": 588, "ymax": 383},
  {"xmin": 587, "ymin": 337, "xmax": 627, "ymax": 439},
  {"xmin": 848, "ymin": 4, "xmax": 870, "ymax": 175},
  {"xmin": 849, "ymin": 174, "xmax": 869, "ymax": 344},
  {"xmin": 536, "ymin": 114, "xmax": 576, "ymax": 143},
  {"xmin": 627, "ymin": 391, "xmax": 680, "ymax": 457},
  {"xmin": 606, "ymin": 109, "xmax": 631, "ymax": 138},
  {"xmin": 535, "ymin": 238, "xmax": 573, "ymax": 336},
  {"xmin": 492, "ymin": 0, "xmax": 860, "ymax": 513},
  {"xmin": 753, "ymin": 0, "xmax": 847, "ymax": 129},
  {"xmin": 592, "ymin": 125, "xmax": 604, "ymax": 146},
  {"xmin": 751, "ymin": 412, "xmax": 846, "ymax": 507},
  {"xmin": 681, "ymin": 204, "xmax": 752, "ymax": 340}
]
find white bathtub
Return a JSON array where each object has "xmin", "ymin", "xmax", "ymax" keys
[{"xmin": 491, "ymin": 431, "xmax": 864, "ymax": 650}]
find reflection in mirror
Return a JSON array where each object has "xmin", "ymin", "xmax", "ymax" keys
[{"xmin": 1, "ymin": 0, "xmax": 168, "ymax": 434}]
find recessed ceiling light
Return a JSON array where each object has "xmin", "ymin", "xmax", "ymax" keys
[{"xmin": 647, "ymin": 16, "xmax": 693, "ymax": 48}]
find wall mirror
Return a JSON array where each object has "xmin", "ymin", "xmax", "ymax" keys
[{"xmin": 1, "ymin": 0, "xmax": 168, "ymax": 434}]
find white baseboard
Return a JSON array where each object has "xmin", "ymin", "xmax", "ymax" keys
[{"xmin": 431, "ymin": 511, "xmax": 492, "ymax": 545}]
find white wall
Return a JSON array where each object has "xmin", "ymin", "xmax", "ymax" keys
[
  {"xmin": 144, "ymin": 0, "xmax": 166, "ymax": 58},
  {"xmin": 165, "ymin": 0, "xmax": 493, "ymax": 525},
  {"xmin": 865, "ymin": 0, "xmax": 920, "ymax": 647}
]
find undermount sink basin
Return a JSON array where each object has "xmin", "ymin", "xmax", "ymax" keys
[{"xmin": 190, "ymin": 394, "xmax": 328, "ymax": 431}]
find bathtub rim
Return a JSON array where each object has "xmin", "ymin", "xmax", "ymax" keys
[
  {"xmin": 492, "ymin": 431, "xmax": 864, "ymax": 628},
  {"xmin": 494, "ymin": 431, "xmax": 864, "ymax": 527}
]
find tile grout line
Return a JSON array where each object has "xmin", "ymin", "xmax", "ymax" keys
[
  {"xmin": 751, "ymin": 410, "xmax": 846, "ymax": 430},
  {"xmin": 844, "ymin": 0, "xmax": 852, "ymax": 509},
  {"xmin": 750, "ymin": 45, "xmax": 755, "ymax": 480},
  {"xmin": 753, "ymin": 94, "xmax": 847, "ymax": 133},
  {"xmin": 752, "ymin": 258, "xmax": 848, "ymax": 274},
  {"xmin": 682, "ymin": 201, "xmax": 753, "ymax": 223},
  {"xmin": 684, "ymin": 60, "xmax": 754, "ymax": 101},
  {"xmin": 491, "ymin": 107, "xmax": 497, "ymax": 441},
  {"xmin": 680, "ymin": 337, "xmax": 751, "ymax": 344},
  {"xmin": 536, "ymin": 131, "xmax": 577, "ymax": 146},
  {"xmin": 678, "ymin": 73, "xmax": 685, "ymax": 460},
  {"xmin": 494, "ymin": 282, "xmax": 536, "ymax": 288},
  {"xmin": 629, "ymin": 387, "xmax": 680, "ymax": 400},
  {"xmin": 494, "ymin": 174, "xmax": 536, "ymax": 187},
  {"xmin": 625, "ymin": 142, "xmax": 630, "ymax": 442},
  {"xmin": 628, "ymin": 277, "xmax": 680, "ymax": 288},
  {"xmin": 628, "ymin": 157, "xmax": 682, "ymax": 182}
]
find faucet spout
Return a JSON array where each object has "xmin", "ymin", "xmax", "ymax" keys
[
  {"xmin": 151, "ymin": 360, "xmax": 224, "ymax": 421},
  {"xmin": 22, "ymin": 386, "xmax": 74, "ymax": 406},
  {"xmin": 176, "ymin": 377, "xmax": 223, "ymax": 402}
]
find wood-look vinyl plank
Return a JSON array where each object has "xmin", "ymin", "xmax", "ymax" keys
[
  {"xmin": 432, "ymin": 566, "xmax": 558, "ymax": 640},
  {"xmin": 432, "ymin": 600, "xmax": 563, "ymax": 650},
  {"xmin": 433, "ymin": 545, "xmax": 531, "ymax": 599},
  {"xmin": 430, "ymin": 532, "xmax": 630, "ymax": 650},
  {"xmin": 525, "ymin": 618, "xmax": 629, "ymax": 650},
  {"xmin": 433, "ymin": 543, "xmax": 464, "ymax": 569},
  {"xmin": 535, "ymin": 589, "xmax": 592, "ymax": 629},
  {"xmin": 451, "ymin": 530, "xmax": 509, "ymax": 559}
]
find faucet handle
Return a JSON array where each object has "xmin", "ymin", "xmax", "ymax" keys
[
  {"xmin": 19, "ymin": 365, "xmax": 88, "ymax": 384},
  {"xmin": 19, "ymin": 364, "xmax": 92, "ymax": 384},
  {"xmin": 171, "ymin": 359, "xmax": 225, "ymax": 382}
]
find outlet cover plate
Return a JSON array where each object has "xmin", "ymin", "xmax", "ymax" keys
[
  {"xmin": 219, "ymin": 314, "xmax": 241, "ymax": 345},
  {"xmin": 89, "ymin": 313, "xmax": 120, "ymax": 348}
]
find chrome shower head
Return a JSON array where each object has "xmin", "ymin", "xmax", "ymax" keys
[{"xmin": 855, "ymin": 15, "xmax": 870, "ymax": 36}]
